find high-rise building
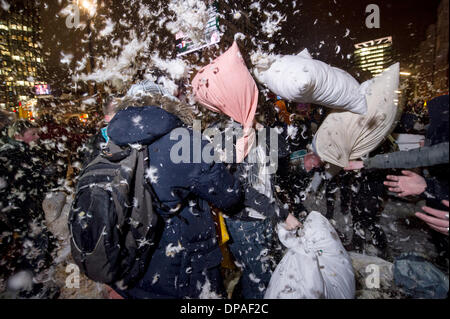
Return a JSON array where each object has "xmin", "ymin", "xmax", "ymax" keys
[
  {"xmin": 354, "ymin": 36, "xmax": 394, "ymax": 76},
  {"xmin": 0, "ymin": 0, "xmax": 45, "ymax": 118}
]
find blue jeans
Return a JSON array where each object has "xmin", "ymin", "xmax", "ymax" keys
[{"xmin": 225, "ymin": 218, "xmax": 276, "ymax": 299}]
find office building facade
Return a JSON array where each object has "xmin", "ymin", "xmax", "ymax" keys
[
  {"xmin": 354, "ymin": 36, "xmax": 394, "ymax": 76},
  {"xmin": 0, "ymin": 0, "xmax": 44, "ymax": 118}
]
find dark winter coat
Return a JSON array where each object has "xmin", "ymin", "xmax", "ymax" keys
[
  {"xmin": 398, "ymin": 112, "xmax": 419, "ymax": 133},
  {"xmin": 425, "ymin": 95, "xmax": 449, "ymax": 147},
  {"xmin": 0, "ymin": 139, "xmax": 55, "ymax": 277},
  {"xmin": 423, "ymin": 95, "xmax": 449, "ymax": 205},
  {"xmin": 106, "ymin": 106, "xmax": 243, "ymax": 299}
]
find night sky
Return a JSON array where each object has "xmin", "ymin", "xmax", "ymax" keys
[{"xmin": 39, "ymin": 0, "xmax": 442, "ymax": 92}]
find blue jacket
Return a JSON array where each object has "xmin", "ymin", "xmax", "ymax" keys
[{"xmin": 107, "ymin": 106, "xmax": 243, "ymax": 298}]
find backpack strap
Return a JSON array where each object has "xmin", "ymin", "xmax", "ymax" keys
[{"xmin": 101, "ymin": 146, "xmax": 132, "ymax": 162}]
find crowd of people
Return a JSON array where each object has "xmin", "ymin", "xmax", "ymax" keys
[{"xmin": 0, "ymin": 42, "xmax": 448, "ymax": 300}]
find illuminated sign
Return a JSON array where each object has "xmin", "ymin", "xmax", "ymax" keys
[
  {"xmin": 354, "ymin": 36, "xmax": 392, "ymax": 49},
  {"xmin": 35, "ymin": 84, "xmax": 51, "ymax": 95},
  {"xmin": 354, "ymin": 36, "xmax": 393, "ymax": 75}
]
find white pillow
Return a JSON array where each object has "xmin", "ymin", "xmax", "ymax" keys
[
  {"xmin": 314, "ymin": 63, "xmax": 400, "ymax": 168},
  {"xmin": 264, "ymin": 211, "xmax": 355, "ymax": 299},
  {"xmin": 254, "ymin": 49, "xmax": 367, "ymax": 115}
]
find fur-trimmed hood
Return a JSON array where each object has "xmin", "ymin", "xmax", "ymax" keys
[
  {"xmin": 114, "ymin": 94, "xmax": 196, "ymax": 128},
  {"xmin": 107, "ymin": 94, "xmax": 195, "ymax": 146}
]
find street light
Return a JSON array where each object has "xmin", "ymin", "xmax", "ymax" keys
[
  {"xmin": 80, "ymin": 0, "xmax": 96, "ymax": 17},
  {"xmin": 77, "ymin": 0, "xmax": 97, "ymax": 96},
  {"xmin": 81, "ymin": 0, "xmax": 92, "ymax": 10}
]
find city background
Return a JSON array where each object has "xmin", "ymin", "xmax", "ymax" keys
[{"xmin": 0, "ymin": 0, "xmax": 448, "ymax": 123}]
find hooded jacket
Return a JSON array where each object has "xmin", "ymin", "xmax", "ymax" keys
[{"xmin": 106, "ymin": 104, "xmax": 243, "ymax": 299}]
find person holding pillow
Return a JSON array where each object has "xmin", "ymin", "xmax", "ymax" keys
[{"xmin": 192, "ymin": 41, "xmax": 301, "ymax": 299}]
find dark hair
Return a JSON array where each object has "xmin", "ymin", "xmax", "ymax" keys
[
  {"xmin": 0, "ymin": 109, "xmax": 14, "ymax": 131},
  {"xmin": 9, "ymin": 120, "xmax": 39, "ymax": 138}
]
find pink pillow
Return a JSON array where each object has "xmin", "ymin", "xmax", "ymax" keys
[{"xmin": 192, "ymin": 41, "xmax": 258, "ymax": 129}]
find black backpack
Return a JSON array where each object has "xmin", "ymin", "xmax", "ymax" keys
[{"xmin": 69, "ymin": 140, "xmax": 161, "ymax": 289}]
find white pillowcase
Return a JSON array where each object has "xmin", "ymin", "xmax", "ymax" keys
[
  {"xmin": 264, "ymin": 211, "xmax": 355, "ymax": 299},
  {"xmin": 254, "ymin": 49, "xmax": 367, "ymax": 115},
  {"xmin": 314, "ymin": 63, "xmax": 400, "ymax": 168}
]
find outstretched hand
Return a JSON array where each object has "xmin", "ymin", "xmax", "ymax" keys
[
  {"xmin": 344, "ymin": 161, "xmax": 364, "ymax": 171},
  {"xmin": 416, "ymin": 200, "xmax": 449, "ymax": 236},
  {"xmin": 284, "ymin": 213, "xmax": 302, "ymax": 231},
  {"xmin": 384, "ymin": 170, "xmax": 427, "ymax": 197}
]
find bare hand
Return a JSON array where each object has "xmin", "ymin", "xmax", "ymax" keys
[
  {"xmin": 415, "ymin": 200, "xmax": 449, "ymax": 236},
  {"xmin": 284, "ymin": 213, "xmax": 302, "ymax": 231},
  {"xmin": 344, "ymin": 161, "xmax": 364, "ymax": 171},
  {"xmin": 384, "ymin": 170, "xmax": 427, "ymax": 197}
]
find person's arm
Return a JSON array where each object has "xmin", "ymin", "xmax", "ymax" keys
[
  {"xmin": 190, "ymin": 160, "xmax": 244, "ymax": 214},
  {"xmin": 243, "ymin": 186, "xmax": 289, "ymax": 221},
  {"xmin": 367, "ymin": 142, "xmax": 449, "ymax": 169},
  {"xmin": 347, "ymin": 142, "xmax": 449, "ymax": 170}
]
